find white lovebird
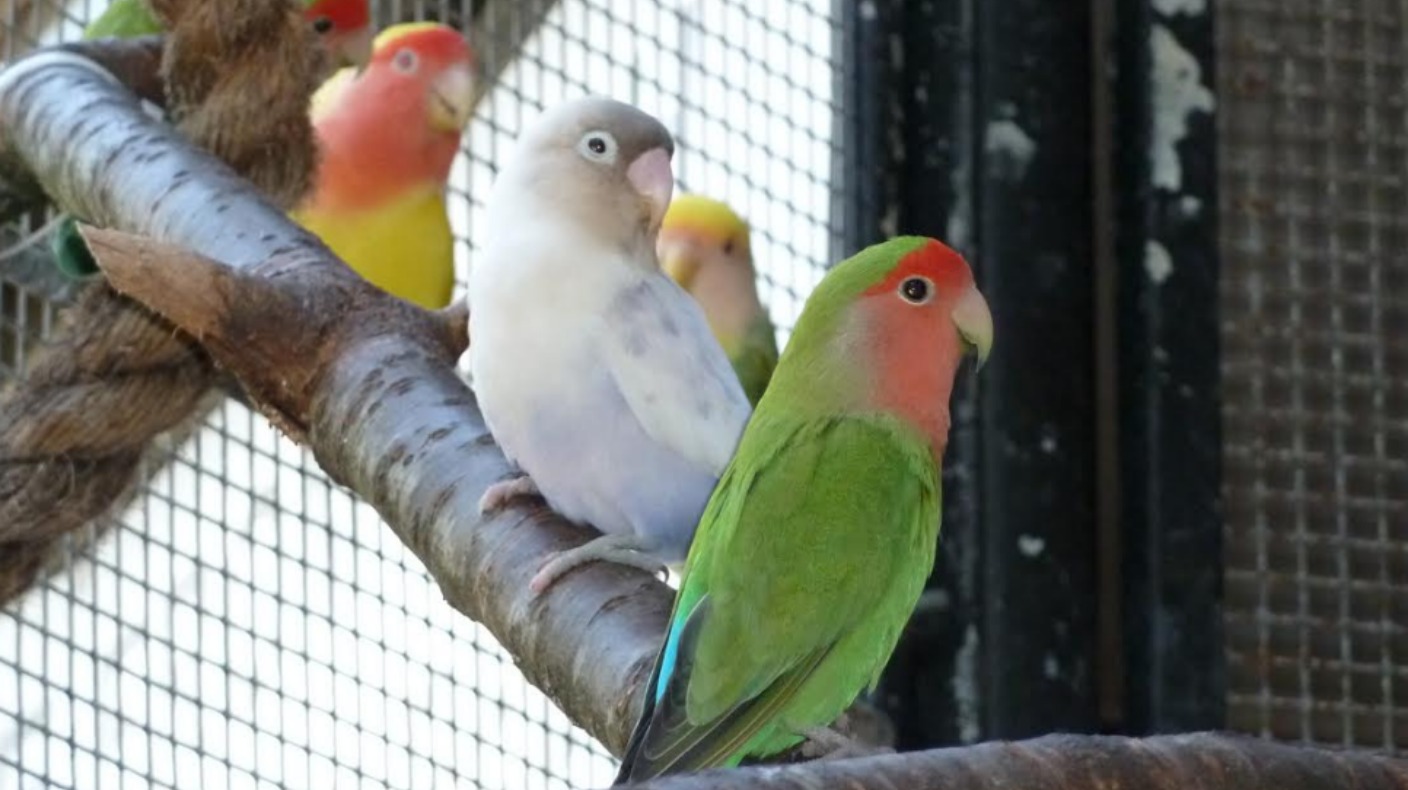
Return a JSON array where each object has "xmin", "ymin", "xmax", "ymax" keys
[{"xmin": 465, "ymin": 97, "xmax": 752, "ymax": 594}]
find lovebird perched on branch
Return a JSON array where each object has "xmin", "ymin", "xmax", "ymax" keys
[
  {"xmin": 657, "ymin": 195, "xmax": 778, "ymax": 406},
  {"xmin": 466, "ymin": 97, "xmax": 753, "ymax": 594},
  {"xmin": 614, "ymin": 236, "xmax": 994, "ymax": 782},
  {"xmin": 50, "ymin": 0, "xmax": 375, "ymax": 280},
  {"xmin": 291, "ymin": 22, "xmax": 476, "ymax": 309}
]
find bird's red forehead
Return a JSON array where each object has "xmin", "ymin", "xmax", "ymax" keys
[
  {"xmin": 304, "ymin": 0, "xmax": 370, "ymax": 29},
  {"xmin": 863, "ymin": 238, "xmax": 974, "ymax": 298},
  {"xmin": 374, "ymin": 26, "xmax": 475, "ymax": 69}
]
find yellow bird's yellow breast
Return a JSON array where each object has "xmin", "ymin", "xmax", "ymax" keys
[{"xmin": 293, "ymin": 188, "xmax": 455, "ymax": 310}]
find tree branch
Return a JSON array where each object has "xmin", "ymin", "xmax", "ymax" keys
[{"xmin": 613, "ymin": 732, "xmax": 1408, "ymax": 790}]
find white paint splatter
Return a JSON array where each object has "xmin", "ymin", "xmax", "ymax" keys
[
  {"xmin": 1043, "ymin": 653, "xmax": 1061, "ymax": 680},
  {"xmin": 953, "ymin": 624, "xmax": 981, "ymax": 744},
  {"xmin": 946, "ymin": 150, "xmax": 972, "ymax": 250},
  {"xmin": 1151, "ymin": 25, "xmax": 1214, "ymax": 191},
  {"xmin": 985, "ymin": 119, "xmax": 1037, "ymax": 182},
  {"xmin": 918, "ymin": 588, "xmax": 952, "ymax": 611},
  {"xmin": 1145, "ymin": 240, "xmax": 1174, "ymax": 285},
  {"xmin": 1178, "ymin": 195, "xmax": 1203, "ymax": 217},
  {"xmin": 859, "ymin": 0, "xmax": 878, "ymax": 20},
  {"xmin": 1152, "ymin": 0, "xmax": 1206, "ymax": 16},
  {"xmin": 1018, "ymin": 535, "xmax": 1046, "ymax": 558}
]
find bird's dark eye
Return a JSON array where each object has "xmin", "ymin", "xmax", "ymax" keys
[
  {"xmin": 312, "ymin": 15, "xmax": 334, "ymax": 33},
  {"xmin": 393, "ymin": 49, "xmax": 419, "ymax": 73},
  {"xmin": 577, "ymin": 130, "xmax": 618, "ymax": 162},
  {"xmin": 722, "ymin": 239, "xmax": 736, "ymax": 255},
  {"xmin": 900, "ymin": 276, "xmax": 933, "ymax": 304}
]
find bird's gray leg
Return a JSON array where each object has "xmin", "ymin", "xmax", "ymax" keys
[
  {"xmin": 798, "ymin": 720, "xmax": 895, "ymax": 761},
  {"xmin": 478, "ymin": 475, "xmax": 541, "ymax": 514},
  {"xmin": 530, "ymin": 533, "xmax": 668, "ymax": 594}
]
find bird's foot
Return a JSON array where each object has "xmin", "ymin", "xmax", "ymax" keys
[
  {"xmin": 529, "ymin": 534, "xmax": 669, "ymax": 594},
  {"xmin": 478, "ymin": 475, "xmax": 541, "ymax": 515},
  {"xmin": 799, "ymin": 726, "xmax": 895, "ymax": 762}
]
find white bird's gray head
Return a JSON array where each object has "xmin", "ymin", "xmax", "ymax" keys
[{"xmin": 498, "ymin": 96, "xmax": 676, "ymax": 252}]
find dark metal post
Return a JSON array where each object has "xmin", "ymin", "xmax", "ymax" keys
[
  {"xmin": 1112, "ymin": 0, "xmax": 1224, "ymax": 733},
  {"xmin": 837, "ymin": 0, "xmax": 1102, "ymax": 746}
]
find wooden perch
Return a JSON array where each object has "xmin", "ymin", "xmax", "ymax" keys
[{"xmin": 614, "ymin": 732, "xmax": 1408, "ymax": 790}]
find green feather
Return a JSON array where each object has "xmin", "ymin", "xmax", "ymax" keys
[
  {"xmin": 83, "ymin": 0, "xmax": 163, "ymax": 39},
  {"xmin": 50, "ymin": 217, "xmax": 100, "ymax": 279},
  {"xmin": 728, "ymin": 312, "xmax": 778, "ymax": 407},
  {"xmin": 84, "ymin": 0, "xmax": 323, "ymax": 39}
]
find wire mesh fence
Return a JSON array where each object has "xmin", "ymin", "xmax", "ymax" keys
[
  {"xmin": 1219, "ymin": 0, "xmax": 1408, "ymax": 754},
  {"xmin": 0, "ymin": 0, "xmax": 840, "ymax": 787}
]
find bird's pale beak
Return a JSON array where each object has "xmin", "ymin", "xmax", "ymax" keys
[
  {"xmin": 952, "ymin": 285, "xmax": 993, "ymax": 371},
  {"xmin": 626, "ymin": 147, "xmax": 674, "ymax": 232},
  {"xmin": 335, "ymin": 26, "xmax": 375, "ymax": 71},
  {"xmin": 427, "ymin": 62, "xmax": 478, "ymax": 133},
  {"xmin": 658, "ymin": 238, "xmax": 701, "ymax": 288}
]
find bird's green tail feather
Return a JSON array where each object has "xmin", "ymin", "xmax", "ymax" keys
[{"xmin": 50, "ymin": 216, "xmax": 101, "ymax": 279}]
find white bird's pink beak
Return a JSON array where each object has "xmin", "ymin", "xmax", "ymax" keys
[{"xmin": 627, "ymin": 147, "xmax": 674, "ymax": 231}]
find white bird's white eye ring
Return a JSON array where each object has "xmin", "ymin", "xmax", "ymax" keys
[
  {"xmin": 577, "ymin": 130, "xmax": 618, "ymax": 164},
  {"xmin": 393, "ymin": 49, "xmax": 419, "ymax": 73},
  {"xmin": 898, "ymin": 275, "xmax": 934, "ymax": 305}
]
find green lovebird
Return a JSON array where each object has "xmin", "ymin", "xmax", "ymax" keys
[
  {"xmin": 613, "ymin": 235, "xmax": 994, "ymax": 783},
  {"xmin": 50, "ymin": 0, "xmax": 375, "ymax": 279}
]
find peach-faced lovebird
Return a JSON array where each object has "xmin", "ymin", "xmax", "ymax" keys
[
  {"xmin": 658, "ymin": 195, "xmax": 778, "ymax": 406},
  {"xmin": 465, "ymin": 97, "xmax": 752, "ymax": 594},
  {"xmin": 290, "ymin": 23, "xmax": 476, "ymax": 309},
  {"xmin": 614, "ymin": 236, "xmax": 994, "ymax": 782},
  {"xmin": 51, "ymin": 0, "xmax": 375, "ymax": 280}
]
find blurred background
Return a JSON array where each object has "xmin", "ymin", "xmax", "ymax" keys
[{"xmin": 0, "ymin": 0, "xmax": 1403, "ymax": 787}]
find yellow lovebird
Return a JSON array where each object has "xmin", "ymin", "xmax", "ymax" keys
[
  {"xmin": 292, "ymin": 23, "xmax": 477, "ymax": 309},
  {"xmin": 657, "ymin": 195, "xmax": 780, "ymax": 405}
]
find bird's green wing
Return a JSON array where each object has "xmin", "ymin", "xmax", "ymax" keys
[
  {"xmin": 50, "ymin": 218, "xmax": 100, "ymax": 279},
  {"xmin": 83, "ymin": 0, "xmax": 162, "ymax": 38},
  {"xmin": 616, "ymin": 412, "xmax": 938, "ymax": 782}
]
